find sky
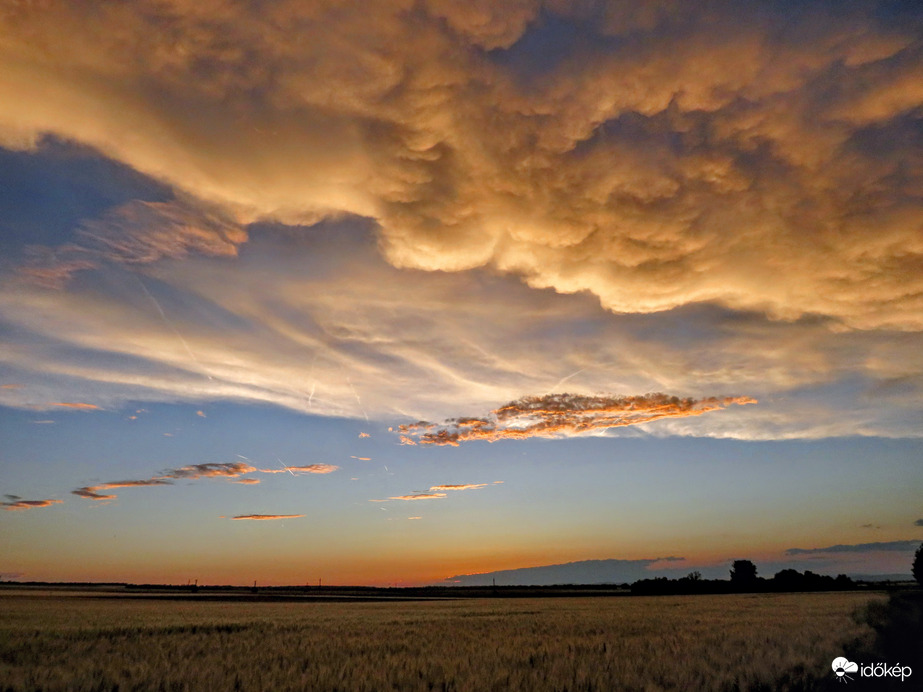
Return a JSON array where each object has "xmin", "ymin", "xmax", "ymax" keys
[{"xmin": 0, "ymin": 0, "xmax": 921, "ymax": 587}]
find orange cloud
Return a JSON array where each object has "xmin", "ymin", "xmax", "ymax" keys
[
  {"xmin": 233, "ymin": 478, "xmax": 260, "ymax": 485},
  {"xmin": 1, "ymin": 384, "xmax": 23, "ymax": 389},
  {"xmin": 50, "ymin": 402, "xmax": 101, "ymax": 410},
  {"xmin": 387, "ymin": 493, "xmax": 447, "ymax": 501},
  {"xmin": 165, "ymin": 462, "xmax": 256, "ymax": 479},
  {"xmin": 1, "ymin": 498, "xmax": 63, "ymax": 511},
  {"xmin": 257, "ymin": 464, "xmax": 339, "ymax": 475},
  {"xmin": 230, "ymin": 514, "xmax": 305, "ymax": 520},
  {"xmin": 400, "ymin": 393, "xmax": 757, "ymax": 446},
  {"xmin": 72, "ymin": 462, "xmax": 257, "ymax": 500},
  {"xmin": 350, "ymin": 456, "xmax": 371, "ymax": 461},
  {"xmin": 429, "ymin": 484, "xmax": 488, "ymax": 491},
  {"xmin": 72, "ymin": 478, "xmax": 172, "ymax": 500},
  {"xmin": 358, "ymin": 432, "xmax": 370, "ymax": 438}
]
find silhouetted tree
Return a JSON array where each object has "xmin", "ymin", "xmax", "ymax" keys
[
  {"xmin": 730, "ymin": 560, "xmax": 758, "ymax": 589},
  {"xmin": 913, "ymin": 543, "xmax": 923, "ymax": 587}
]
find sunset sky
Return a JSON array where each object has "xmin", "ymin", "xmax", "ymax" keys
[{"xmin": 1, "ymin": 0, "xmax": 921, "ymax": 586}]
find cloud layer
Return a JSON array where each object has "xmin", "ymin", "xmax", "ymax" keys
[
  {"xmin": 399, "ymin": 393, "xmax": 756, "ymax": 445},
  {"xmin": 0, "ymin": 2, "xmax": 920, "ymax": 442}
]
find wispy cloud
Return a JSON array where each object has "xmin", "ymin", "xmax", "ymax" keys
[
  {"xmin": 230, "ymin": 514, "xmax": 305, "ymax": 521},
  {"xmin": 381, "ymin": 493, "xmax": 447, "ymax": 502},
  {"xmin": 429, "ymin": 484, "xmax": 488, "ymax": 491},
  {"xmin": 233, "ymin": 478, "xmax": 260, "ymax": 485},
  {"xmin": 72, "ymin": 479, "xmax": 172, "ymax": 501},
  {"xmin": 257, "ymin": 464, "xmax": 339, "ymax": 475},
  {"xmin": 1, "ymin": 498, "xmax": 63, "ymax": 511},
  {"xmin": 50, "ymin": 402, "xmax": 101, "ymax": 410},
  {"xmin": 72, "ymin": 462, "xmax": 256, "ymax": 501},
  {"xmin": 786, "ymin": 540, "xmax": 922, "ymax": 555},
  {"xmin": 400, "ymin": 393, "xmax": 756, "ymax": 446},
  {"xmin": 166, "ymin": 462, "xmax": 256, "ymax": 479}
]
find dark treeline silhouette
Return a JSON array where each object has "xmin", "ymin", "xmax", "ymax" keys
[{"xmin": 632, "ymin": 562, "xmax": 856, "ymax": 596}]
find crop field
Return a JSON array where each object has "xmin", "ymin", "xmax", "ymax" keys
[{"xmin": 0, "ymin": 588, "xmax": 883, "ymax": 691}]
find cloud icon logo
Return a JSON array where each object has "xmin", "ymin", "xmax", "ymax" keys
[{"xmin": 832, "ymin": 657, "xmax": 859, "ymax": 682}]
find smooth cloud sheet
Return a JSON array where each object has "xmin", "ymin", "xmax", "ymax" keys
[
  {"xmin": 1, "ymin": 1, "xmax": 921, "ymax": 331},
  {"xmin": 399, "ymin": 393, "xmax": 756, "ymax": 445}
]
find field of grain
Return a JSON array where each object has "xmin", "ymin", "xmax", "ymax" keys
[{"xmin": 0, "ymin": 588, "xmax": 882, "ymax": 691}]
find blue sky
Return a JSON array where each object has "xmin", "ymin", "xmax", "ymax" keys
[{"xmin": 1, "ymin": 0, "xmax": 921, "ymax": 585}]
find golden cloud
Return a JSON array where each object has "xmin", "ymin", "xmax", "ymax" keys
[
  {"xmin": 72, "ymin": 462, "xmax": 257, "ymax": 500},
  {"xmin": 400, "ymin": 393, "xmax": 757, "ymax": 445},
  {"xmin": 257, "ymin": 464, "xmax": 339, "ymax": 475},
  {"xmin": 50, "ymin": 402, "xmax": 101, "ymax": 410},
  {"xmin": 429, "ymin": 484, "xmax": 488, "ymax": 491},
  {"xmin": 1, "ymin": 498, "xmax": 63, "ymax": 511},
  {"xmin": 0, "ymin": 1, "xmax": 919, "ymax": 330},
  {"xmin": 386, "ymin": 493, "xmax": 447, "ymax": 501},
  {"xmin": 230, "ymin": 514, "xmax": 305, "ymax": 521}
]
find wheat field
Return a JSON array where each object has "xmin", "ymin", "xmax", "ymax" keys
[{"xmin": 0, "ymin": 588, "xmax": 881, "ymax": 691}]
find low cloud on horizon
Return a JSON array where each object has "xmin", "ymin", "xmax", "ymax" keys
[{"xmin": 785, "ymin": 540, "xmax": 922, "ymax": 556}]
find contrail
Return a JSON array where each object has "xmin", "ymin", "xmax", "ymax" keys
[
  {"xmin": 347, "ymin": 377, "xmax": 369, "ymax": 422},
  {"xmin": 542, "ymin": 368, "xmax": 586, "ymax": 396},
  {"xmin": 308, "ymin": 381, "xmax": 316, "ymax": 407},
  {"xmin": 278, "ymin": 458, "xmax": 295, "ymax": 476},
  {"xmin": 136, "ymin": 276, "xmax": 212, "ymax": 379}
]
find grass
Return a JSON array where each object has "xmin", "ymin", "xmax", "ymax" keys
[{"xmin": 0, "ymin": 589, "xmax": 883, "ymax": 691}]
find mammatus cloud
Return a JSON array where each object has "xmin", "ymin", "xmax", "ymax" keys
[
  {"xmin": 785, "ymin": 540, "xmax": 922, "ymax": 555},
  {"xmin": 1, "ymin": 496, "xmax": 62, "ymax": 511},
  {"xmin": 2, "ymin": 1, "xmax": 921, "ymax": 331},
  {"xmin": 230, "ymin": 514, "xmax": 305, "ymax": 521},
  {"xmin": 400, "ymin": 393, "xmax": 756, "ymax": 445}
]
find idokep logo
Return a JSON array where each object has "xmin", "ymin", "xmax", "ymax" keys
[
  {"xmin": 832, "ymin": 657, "xmax": 913, "ymax": 684},
  {"xmin": 832, "ymin": 657, "xmax": 858, "ymax": 683}
]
